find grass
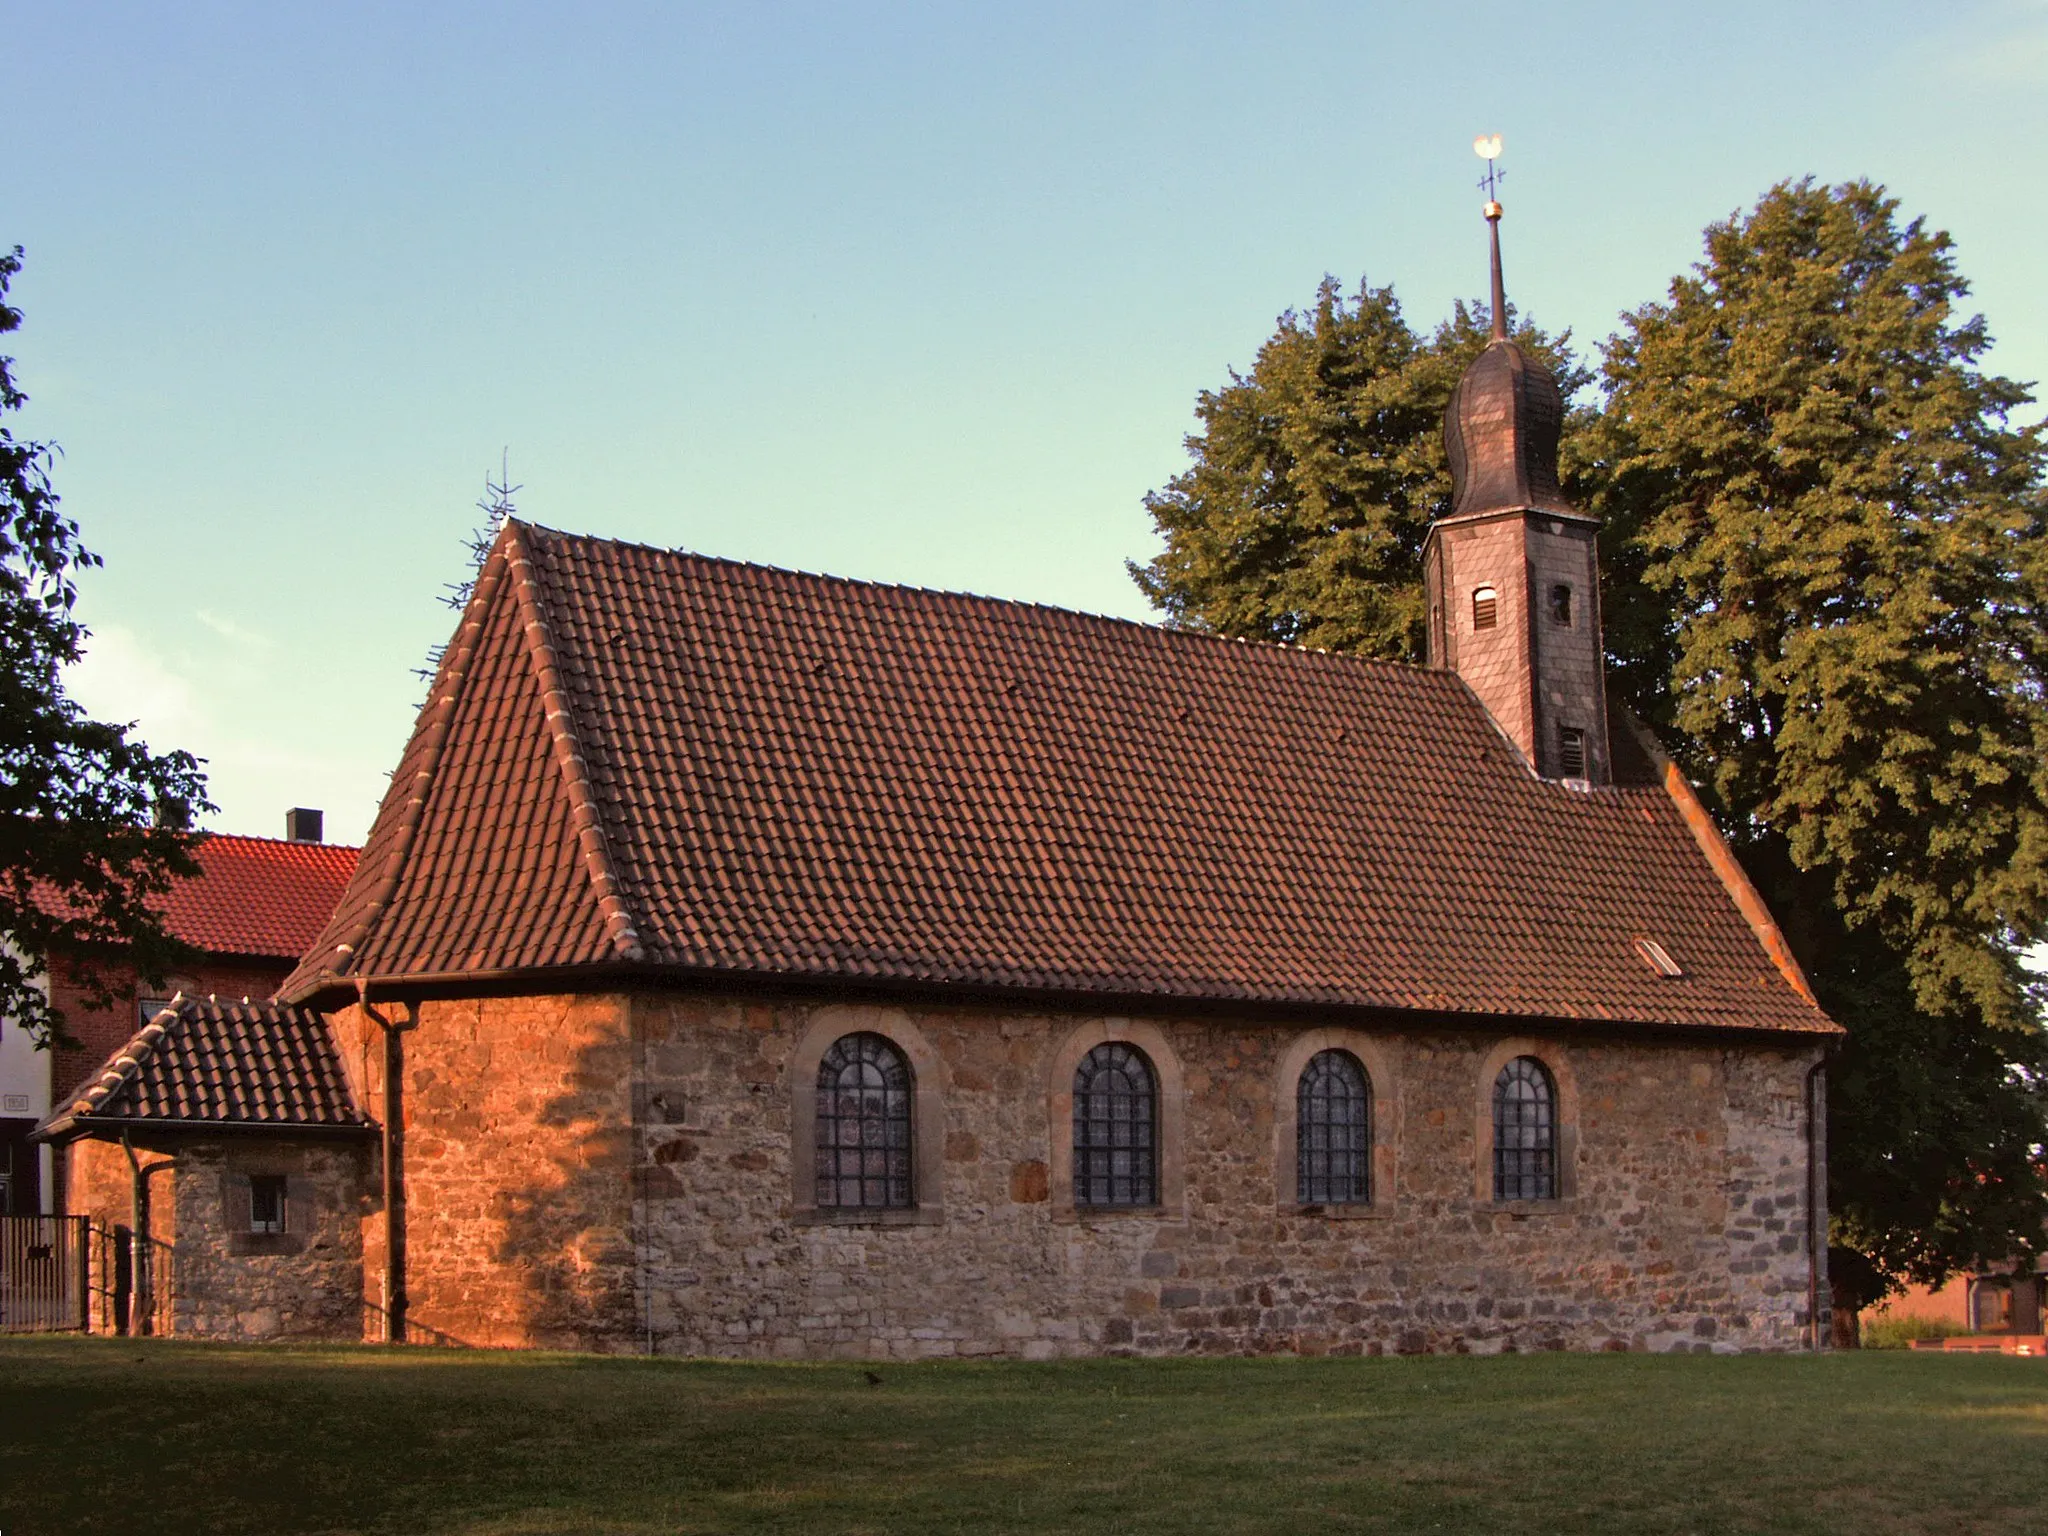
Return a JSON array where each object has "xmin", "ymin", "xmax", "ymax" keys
[{"xmin": 2, "ymin": 1339, "xmax": 2045, "ymax": 1535}]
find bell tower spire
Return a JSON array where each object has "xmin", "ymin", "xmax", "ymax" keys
[
  {"xmin": 1478, "ymin": 134, "xmax": 1507, "ymax": 342},
  {"xmin": 1422, "ymin": 136, "xmax": 1611, "ymax": 785}
]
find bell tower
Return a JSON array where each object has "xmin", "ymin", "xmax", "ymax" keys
[{"xmin": 1423, "ymin": 140, "xmax": 1610, "ymax": 785}]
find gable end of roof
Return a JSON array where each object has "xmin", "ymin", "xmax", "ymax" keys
[{"xmin": 281, "ymin": 536, "xmax": 517, "ymax": 999}]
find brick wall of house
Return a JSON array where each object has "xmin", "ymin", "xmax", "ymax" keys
[
  {"xmin": 48, "ymin": 954, "xmax": 295, "ymax": 1107},
  {"xmin": 331, "ymin": 989, "xmax": 1825, "ymax": 1359}
]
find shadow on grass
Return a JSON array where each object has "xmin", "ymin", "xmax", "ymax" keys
[{"xmin": 2, "ymin": 1339, "xmax": 2045, "ymax": 1535}]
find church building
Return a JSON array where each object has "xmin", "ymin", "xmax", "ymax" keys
[{"xmin": 39, "ymin": 203, "xmax": 1841, "ymax": 1356}]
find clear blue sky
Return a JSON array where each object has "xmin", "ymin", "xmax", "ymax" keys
[{"xmin": 7, "ymin": 1, "xmax": 2045, "ymax": 844}]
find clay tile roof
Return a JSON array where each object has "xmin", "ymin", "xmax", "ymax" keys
[
  {"xmin": 280, "ymin": 519, "xmax": 1836, "ymax": 1037},
  {"xmin": 162, "ymin": 835, "xmax": 360, "ymax": 959},
  {"xmin": 32, "ymin": 994, "xmax": 373, "ymax": 1142}
]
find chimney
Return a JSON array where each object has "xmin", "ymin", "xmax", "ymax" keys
[{"xmin": 285, "ymin": 807, "xmax": 324, "ymax": 843}]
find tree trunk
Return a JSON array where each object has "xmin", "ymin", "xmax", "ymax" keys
[{"xmin": 1829, "ymin": 1280, "xmax": 1861, "ymax": 1349}]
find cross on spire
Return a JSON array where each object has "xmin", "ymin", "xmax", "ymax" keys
[
  {"xmin": 1474, "ymin": 133, "xmax": 1505, "ymax": 202},
  {"xmin": 1472, "ymin": 134, "xmax": 1508, "ymax": 341}
]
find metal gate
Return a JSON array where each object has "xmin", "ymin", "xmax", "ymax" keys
[{"xmin": 0, "ymin": 1214, "xmax": 90, "ymax": 1333}]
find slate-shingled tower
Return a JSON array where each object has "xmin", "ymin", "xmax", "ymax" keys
[{"xmin": 1424, "ymin": 192, "xmax": 1611, "ymax": 785}]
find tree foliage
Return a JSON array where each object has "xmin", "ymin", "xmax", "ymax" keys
[
  {"xmin": 1135, "ymin": 184, "xmax": 2048, "ymax": 1306},
  {"xmin": 1588, "ymin": 180, "xmax": 2048, "ymax": 1304},
  {"xmin": 0, "ymin": 247, "xmax": 210, "ymax": 1049},
  {"xmin": 1129, "ymin": 277, "xmax": 1591, "ymax": 661},
  {"xmin": 414, "ymin": 457, "xmax": 518, "ymax": 696},
  {"xmin": 1592, "ymin": 181, "xmax": 2048, "ymax": 1025}
]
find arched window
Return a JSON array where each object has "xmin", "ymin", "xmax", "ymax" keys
[
  {"xmin": 1472, "ymin": 585, "xmax": 1498, "ymax": 630},
  {"xmin": 1073, "ymin": 1042, "xmax": 1156, "ymax": 1207},
  {"xmin": 1297, "ymin": 1049, "xmax": 1371, "ymax": 1205},
  {"xmin": 1492, "ymin": 1056, "xmax": 1557, "ymax": 1201},
  {"xmin": 815, "ymin": 1032, "xmax": 913, "ymax": 1209}
]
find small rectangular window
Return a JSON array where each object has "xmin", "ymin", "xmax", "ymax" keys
[
  {"xmin": 137, "ymin": 997, "xmax": 172, "ymax": 1027},
  {"xmin": 249, "ymin": 1176, "xmax": 287, "ymax": 1235},
  {"xmin": 1558, "ymin": 726, "xmax": 1586, "ymax": 779},
  {"xmin": 1472, "ymin": 586, "xmax": 1498, "ymax": 630},
  {"xmin": 1550, "ymin": 584, "xmax": 1573, "ymax": 625}
]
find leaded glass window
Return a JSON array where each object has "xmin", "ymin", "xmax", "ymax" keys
[
  {"xmin": 1297, "ymin": 1049, "xmax": 1371, "ymax": 1204},
  {"xmin": 1492, "ymin": 1056, "xmax": 1557, "ymax": 1201},
  {"xmin": 815, "ymin": 1032, "xmax": 913, "ymax": 1209},
  {"xmin": 1073, "ymin": 1042, "xmax": 1156, "ymax": 1207}
]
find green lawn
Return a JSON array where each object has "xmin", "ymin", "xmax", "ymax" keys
[{"xmin": 2, "ymin": 1339, "xmax": 2044, "ymax": 1535}]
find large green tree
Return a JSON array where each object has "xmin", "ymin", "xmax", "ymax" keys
[
  {"xmin": 0, "ymin": 247, "xmax": 210, "ymax": 1049},
  {"xmin": 1587, "ymin": 180, "xmax": 2048, "ymax": 1308},
  {"xmin": 1136, "ymin": 183, "xmax": 2048, "ymax": 1309}
]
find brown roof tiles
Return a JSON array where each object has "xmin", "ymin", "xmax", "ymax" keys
[
  {"xmin": 281, "ymin": 520, "xmax": 1836, "ymax": 1036},
  {"xmin": 34, "ymin": 994, "xmax": 372, "ymax": 1141}
]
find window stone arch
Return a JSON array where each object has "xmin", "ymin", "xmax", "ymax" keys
[
  {"xmin": 789, "ymin": 1007, "xmax": 944, "ymax": 1225},
  {"xmin": 1297, "ymin": 1048, "xmax": 1372, "ymax": 1205},
  {"xmin": 1046, "ymin": 1019, "xmax": 1184, "ymax": 1220},
  {"xmin": 1472, "ymin": 1038, "xmax": 1578, "ymax": 1206},
  {"xmin": 815, "ymin": 1032, "xmax": 914, "ymax": 1209},
  {"xmin": 1072, "ymin": 1041, "xmax": 1157, "ymax": 1207},
  {"xmin": 1491, "ymin": 1056, "xmax": 1557, "ymax": 1201},
  {"xmin": 1273, "ymin": 1029, "xmax": 1399, "ymax": 1214}
]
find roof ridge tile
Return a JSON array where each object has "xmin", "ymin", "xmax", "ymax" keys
[{"xmin": 505, "ymin": 522, "xmax": 647, "ymax": 962}]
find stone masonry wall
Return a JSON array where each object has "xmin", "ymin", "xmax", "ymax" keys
[
  {"xmin": 67, "ymin": 1136, "xmax": 172, "ymax": 1335},
  {"xmin": 330, "ymin": 994, "xmax": 639, "ymax": 1349},
  {"xmin": 344, "ymin": 987, "xmax": 1824, "ymax": 1358},
  {"xmin": 63, "ymin": 1134, "xmax": 367, "ymax": 1340},
  {"xmin": 636, "ymin": 999, "xmax": 1821, "ymax": 1359},
  {"xmin": 165, "ymin": 1139, "xmax": 369, "ymax": 1341}
]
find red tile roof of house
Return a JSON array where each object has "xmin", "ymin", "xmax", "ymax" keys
[
  {"xmin": 280, "ymin": 520, "xmax": 1836, "ymax": 1036},
  {"xmin": 33, "ymin": 994, "xmax": 372, "ymax": 1142},
  {"xmin": 165, "ymin": 834, "xmax": 360, "ymax": 961}
]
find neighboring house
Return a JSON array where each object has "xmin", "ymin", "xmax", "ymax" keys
[
  {"xmin": 1872, "ymin": 1265, "xmax": 2046, "ymax": 1338},
  {"xmin": 42, "ymin": 238, "xmax": 1846, "ymax": 1358},
  {"xmin": 3, "ymin": 820, "xmax": 357, "ymax": 1217}
]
